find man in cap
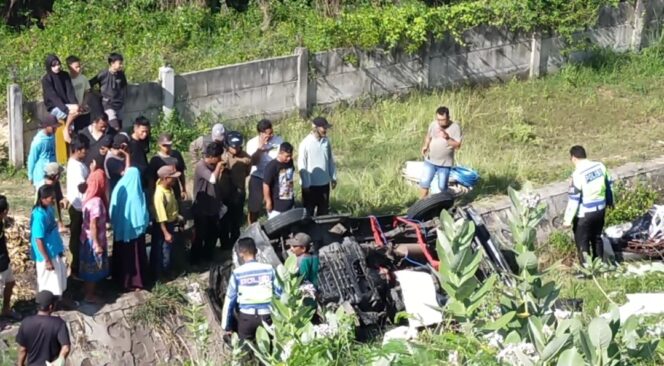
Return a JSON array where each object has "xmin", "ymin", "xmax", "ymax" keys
[
  {"xmin": 152, "ymin": 165, "xmax": 182, "ymax": 280},
  {"xmin": 41, "ymin": 162, "xmax": 67, "ymax": 234},
  {"xmin": 298, "ymin": 116, "xmax": 337, "ymax": 216},
  {"xmin": 189, "ymin": 123, "xmax": 226, "ymax": 163},
  {"xmin": 149, "ymin": 133, "xmax": 188, "ymax": 202},
  {"xmin": 287, "ymin": 232, "xmax": 319, "ymax": 287},
  {"xmin": 16, "ymin": 290, "xmax": 70, "ymax": 366},
  {"xmin": 219, "ymin": 131, "xmax": 252, "ymax": 246},
  {"xmin": 27, "ymin": 115, "xmax": 58, "ymax": 189}
]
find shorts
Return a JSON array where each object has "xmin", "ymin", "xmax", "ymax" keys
[
  {"xmin": 36, "ymin": 256, "xmax": 68, "ymax": 296},
  {"xmin": 50, "ymin": 105, "xmax": 80, "ymax": 120},
  {"xmin": 419, "ymin": 160, "xmax": 451, "ymax": 192},
  {"xmin": 0, "ymin": 267, "xmax": 15, "ymax": 285},
  {"xmin": 247, "ymin": 175, "xmax": 264, "ymax": 213}
]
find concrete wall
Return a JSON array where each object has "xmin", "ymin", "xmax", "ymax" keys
[
  {"xmin": 9, "ymin": 0, "xmax": 664, "ymax": 164},
  {"xmin": 469, "ymin": 156, "xmax": 664, "ymax": 247},
  {"xmin": 174, "ymin": 55, "xmax": 300, "ymax": 121}
]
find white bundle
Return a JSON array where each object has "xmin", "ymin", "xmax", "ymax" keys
[{"xmin": 649, "ymin": 205, "xmax": 664, "ymax": 240}]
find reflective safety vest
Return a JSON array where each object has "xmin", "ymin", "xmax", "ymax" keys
[
  {"xmin": 563, "ymin": 159, "xmax": 613, "ymax": 225},
  {"xmin": 221, "ymin": 260, "xmax": 282, "ymax": 331}
]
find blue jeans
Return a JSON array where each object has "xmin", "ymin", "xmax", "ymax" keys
[
  {"xmin": 151, "ymin": 222, "xmax": 175, "ymax": 279},
  {"xmin": 419, "ymin": 160, "xmax": 451, "ymax": 192}
]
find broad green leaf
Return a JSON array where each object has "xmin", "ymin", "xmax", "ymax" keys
[
  {"xmin": 456, "ymin": 277, "xmax": 479, "ymax": 299},
  {"xmin": 514, "ymin": 350, "xmax": 535, "ymax": 366},
  {"xmin": 445, "ymin": 299, "xmax": 466, "ymax": 316},
  {"xmin": 588, "ymin": 317, "xmax": 612, "ymax": 350},
  {"xmin": 556, "ymin": 347, "xmax": 584, "ymax": 366},
  {"xmin": 517, "ymin": 251, "xmax": 538, "ymax": 271},
  {"xmin": 484, "ymin": 311, "xmax": 516, "ymax": 331},
  {"xmin": 284, "ymin": 253, "xmax": 298, "ymax": 275},
  {"xmin": 256, "ymin": 326, "xmax": 271, "ymax": 355},
  {"xmin": 469, "ymin": 274, "xmax": 498, "ymax": 303},
  {"xmin": 504, "ymin": 330, "xmax": 522, "ymax": 344},
  {"xmin": 541, "ymin": 333, "xmax": 571, "ymax": 362},
  {"xmin": 527, "ymin": 316, "xmax": 546, "ymax": 353}
]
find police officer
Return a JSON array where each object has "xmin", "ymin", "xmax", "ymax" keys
[
  {"xmin": 221, "ymin": 238, "xmax": 281, "ymax": 340},
  {"xmin": 563, "ymin": 145, "xmax": 614, "ymax": 264}
]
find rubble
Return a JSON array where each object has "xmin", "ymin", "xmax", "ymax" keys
[{"xmin": 4, "ymin": 216, "xmax": 36, "ymax": 301}]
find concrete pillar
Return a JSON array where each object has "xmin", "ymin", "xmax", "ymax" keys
[
  {"xmin": 529, "ymin": 32, "xmax": 542, "ymax": 79},
  {"xmin": 294, "ymin": 47, "xmax": 310, "ymax": 117},
  {"xmin": 159, "ymin": 66, "xmax": 175, "ymax": 117},
  {"xmin": 631, "ymin": 0, "xmax": 647, "ymax": 51},
  {"xmin": 7, "ymin": 84, "xmax": 24, "ymax": 168}
]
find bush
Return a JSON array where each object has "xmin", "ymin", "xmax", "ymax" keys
[
  {"xmin": 605, "ymin": 181, "xmax": 658, "ymax": 226},
  {"xmin": 1, "ymin": 0, "xmax": 620, "ymax": 102}
]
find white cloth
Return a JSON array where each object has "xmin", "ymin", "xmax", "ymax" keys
[
  {"xmin": 246, "ymin": 135, "xmax": 283, "ymax": 179},
  {"xmin": 268, "ymin": 210, "xmax": 281, "ymax": 219},
  {"xmin": 36, "ymin": 256, "xmax": 68, "ymax": 296},
  {"xmin": 0, "ymin": 266, "xmax": 14, "ymax": 285},
  {"xmin": 66, "ymin": 157, "xmax": 89, "ymax": 211}
]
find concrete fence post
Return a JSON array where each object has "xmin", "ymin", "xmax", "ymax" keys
[
  {"xmin": 631, "ymin": 0, "xmax": 647, "ymax": 50},
  {"xmin": 294, "ymin": 47, "xmax": 310, "ymax": 117},
  {"xmin": 529, "ymin": 32, "xmax": 542, "ymax": 79},
  {"xmin": 7, "ymin": 83, "xmax": 24, "ymax": 168},
  {"xmin": 159, "ymin": 66, "xmax": 175, "ymax": 117}
]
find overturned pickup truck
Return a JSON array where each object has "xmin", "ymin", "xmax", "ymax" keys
[{"xmin": 207, "ymin": 192, "xmax": 514, "ymax": 334}]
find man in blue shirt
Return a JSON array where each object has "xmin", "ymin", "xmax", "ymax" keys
[
  {"xmin": 221, "ymin": 238, "xmax": 281, "ymax": 340},
  {"xmin": 27, "ymin": 116, "xmax": 59, "ymax": 189},
  {"xmin": 30, "ymin": 185, "xmax": 67, "ymax": 299}
]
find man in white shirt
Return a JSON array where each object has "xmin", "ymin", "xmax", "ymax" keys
[
  {"xmin": 65, "ymin": 137, "xmax": 89, "ymax": 276},
  {"xmin": 298, "ymin": 117, "xmax": 337, "ymax": 216},
  {"xmin": 246, "ymin": 119, "xmax": 283, "ymax": 223}
]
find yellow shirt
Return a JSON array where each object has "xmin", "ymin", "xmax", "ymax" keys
[{"xmin": 154, "ymin": 182, "xmax": 178, "ymax": 223}]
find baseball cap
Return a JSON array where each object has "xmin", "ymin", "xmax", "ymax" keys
[
  {"xmin": 227, "ymin": 131, "xmax": 243, "ymax": 148},
  {"xmin": 312, "ymin": 117, "xmax": 332, "ymax": 128},
  {"xmin": 211, "ymin": 123, "xmax": 225, "ymax": 142},
  {"xmin": 287, "ymin": 232, "xmax": 312, "ymax": 247},
  {"xmin": 44, "ymin": 162, "xmax": 64, "ymax": 177},
  {"xmin": 113, "ymin": 133, "xmax": 130, "ymax": 148},
  {"xmin": 158, "ymin": 133, "xmax": 173, "ymax": 145},
  {"xmin": 35, "ymin": 290, "xmax": 57, "ymax": 308},
  {"xmin": 40, "ymin": 114, "xmax": 60, "ymax": 128},
  {"xmin": 157, "ymin": 165, "xmax": 181, "ymax": 179}
]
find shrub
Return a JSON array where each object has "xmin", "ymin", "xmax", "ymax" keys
[{"xmin": 605, "ymin": 181, "xmax": 658, "ymax": 226}]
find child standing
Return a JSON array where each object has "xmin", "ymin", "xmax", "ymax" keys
[
  {"xmin": 79, "ymin": 170, "xmax": 109, "ymax": 304},
  {"xmin": 89, "ymin": 53, "xmax": 127, "ymax": 131},
  {"xmin": 27, "ymin": 116, "xmax": 59, "ymax": 190},
  {"xmin": 152, "ymin": 165, "xmax": 181, "ymax": 280},
  {"xmin": 30, "ymin": 185, "xmax": 67, "ymax": 299}
]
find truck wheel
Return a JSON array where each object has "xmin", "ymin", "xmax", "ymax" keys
[
  {"xmin": 262, "ymin": 208, "xmax": 312, "ymax": 238},
  {"xmin": 406, "ymin": 192, "xmax": 455, "ymax": 221}
]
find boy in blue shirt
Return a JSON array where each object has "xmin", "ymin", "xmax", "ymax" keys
[{"xmin": 27, "ymin": 116, "xmax": 59, "ymax": 189}]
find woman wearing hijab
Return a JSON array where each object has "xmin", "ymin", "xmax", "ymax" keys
[
  {"xmin": 110, "ymin": 167, "xmax": 149, "ymax": 291},
  {"xmin": 79, "ymin": 169, "xmax": 110, "ymax": 304}
]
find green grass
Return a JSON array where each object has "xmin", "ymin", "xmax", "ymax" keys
[{"xmin": 553, "ymin": 266, "xmax": 664, "ymax": 320}]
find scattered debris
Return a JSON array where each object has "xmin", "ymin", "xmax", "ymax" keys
[
  {"xmin": 613, "ymin": 293, "xmax": 664, "ymax": 323},
  {"xmin": 4, "ymin": 216, "xmax": 36, "ymax": 301}
]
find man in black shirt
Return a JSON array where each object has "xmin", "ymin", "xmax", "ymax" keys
[
  {"xmin": 148, "ymin": 133, "xmax": 187, "ymax": 201},
  {"xmin": 129, "ymin": 116, "xmax": 151, "ymax": 187},
  {"xmin": 191, "ymin": 143, "xmax": 224, "ymax": 264},
  {"xmin": 89, "ymin": 52, "xmax": 127, "ymax": 131},
  {"xmin": 78, "ymin": 113, "xmax": 115, "ymax": 167},
  {"xmin": 0, "ymin": 196, "xmax": 18, "ymax": 324},
  {"xmin": 16, "ymin": 290, "xmax": 70, "ymax": 366},
  {"xmin": 263, "ymin": 142, "xmax": 295, "ymax": 219}
]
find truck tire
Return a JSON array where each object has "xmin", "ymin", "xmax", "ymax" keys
[
  {"xmin": 406, "ymin": 192, "xmax": 455, "ymax": 221},
  {"xmin": 207, "ymin": 260, "xmax": 234, "ymax": 323},
  {"xmin": 263, "ymin": 208, "xmax": 312, "ymax": 238}
]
